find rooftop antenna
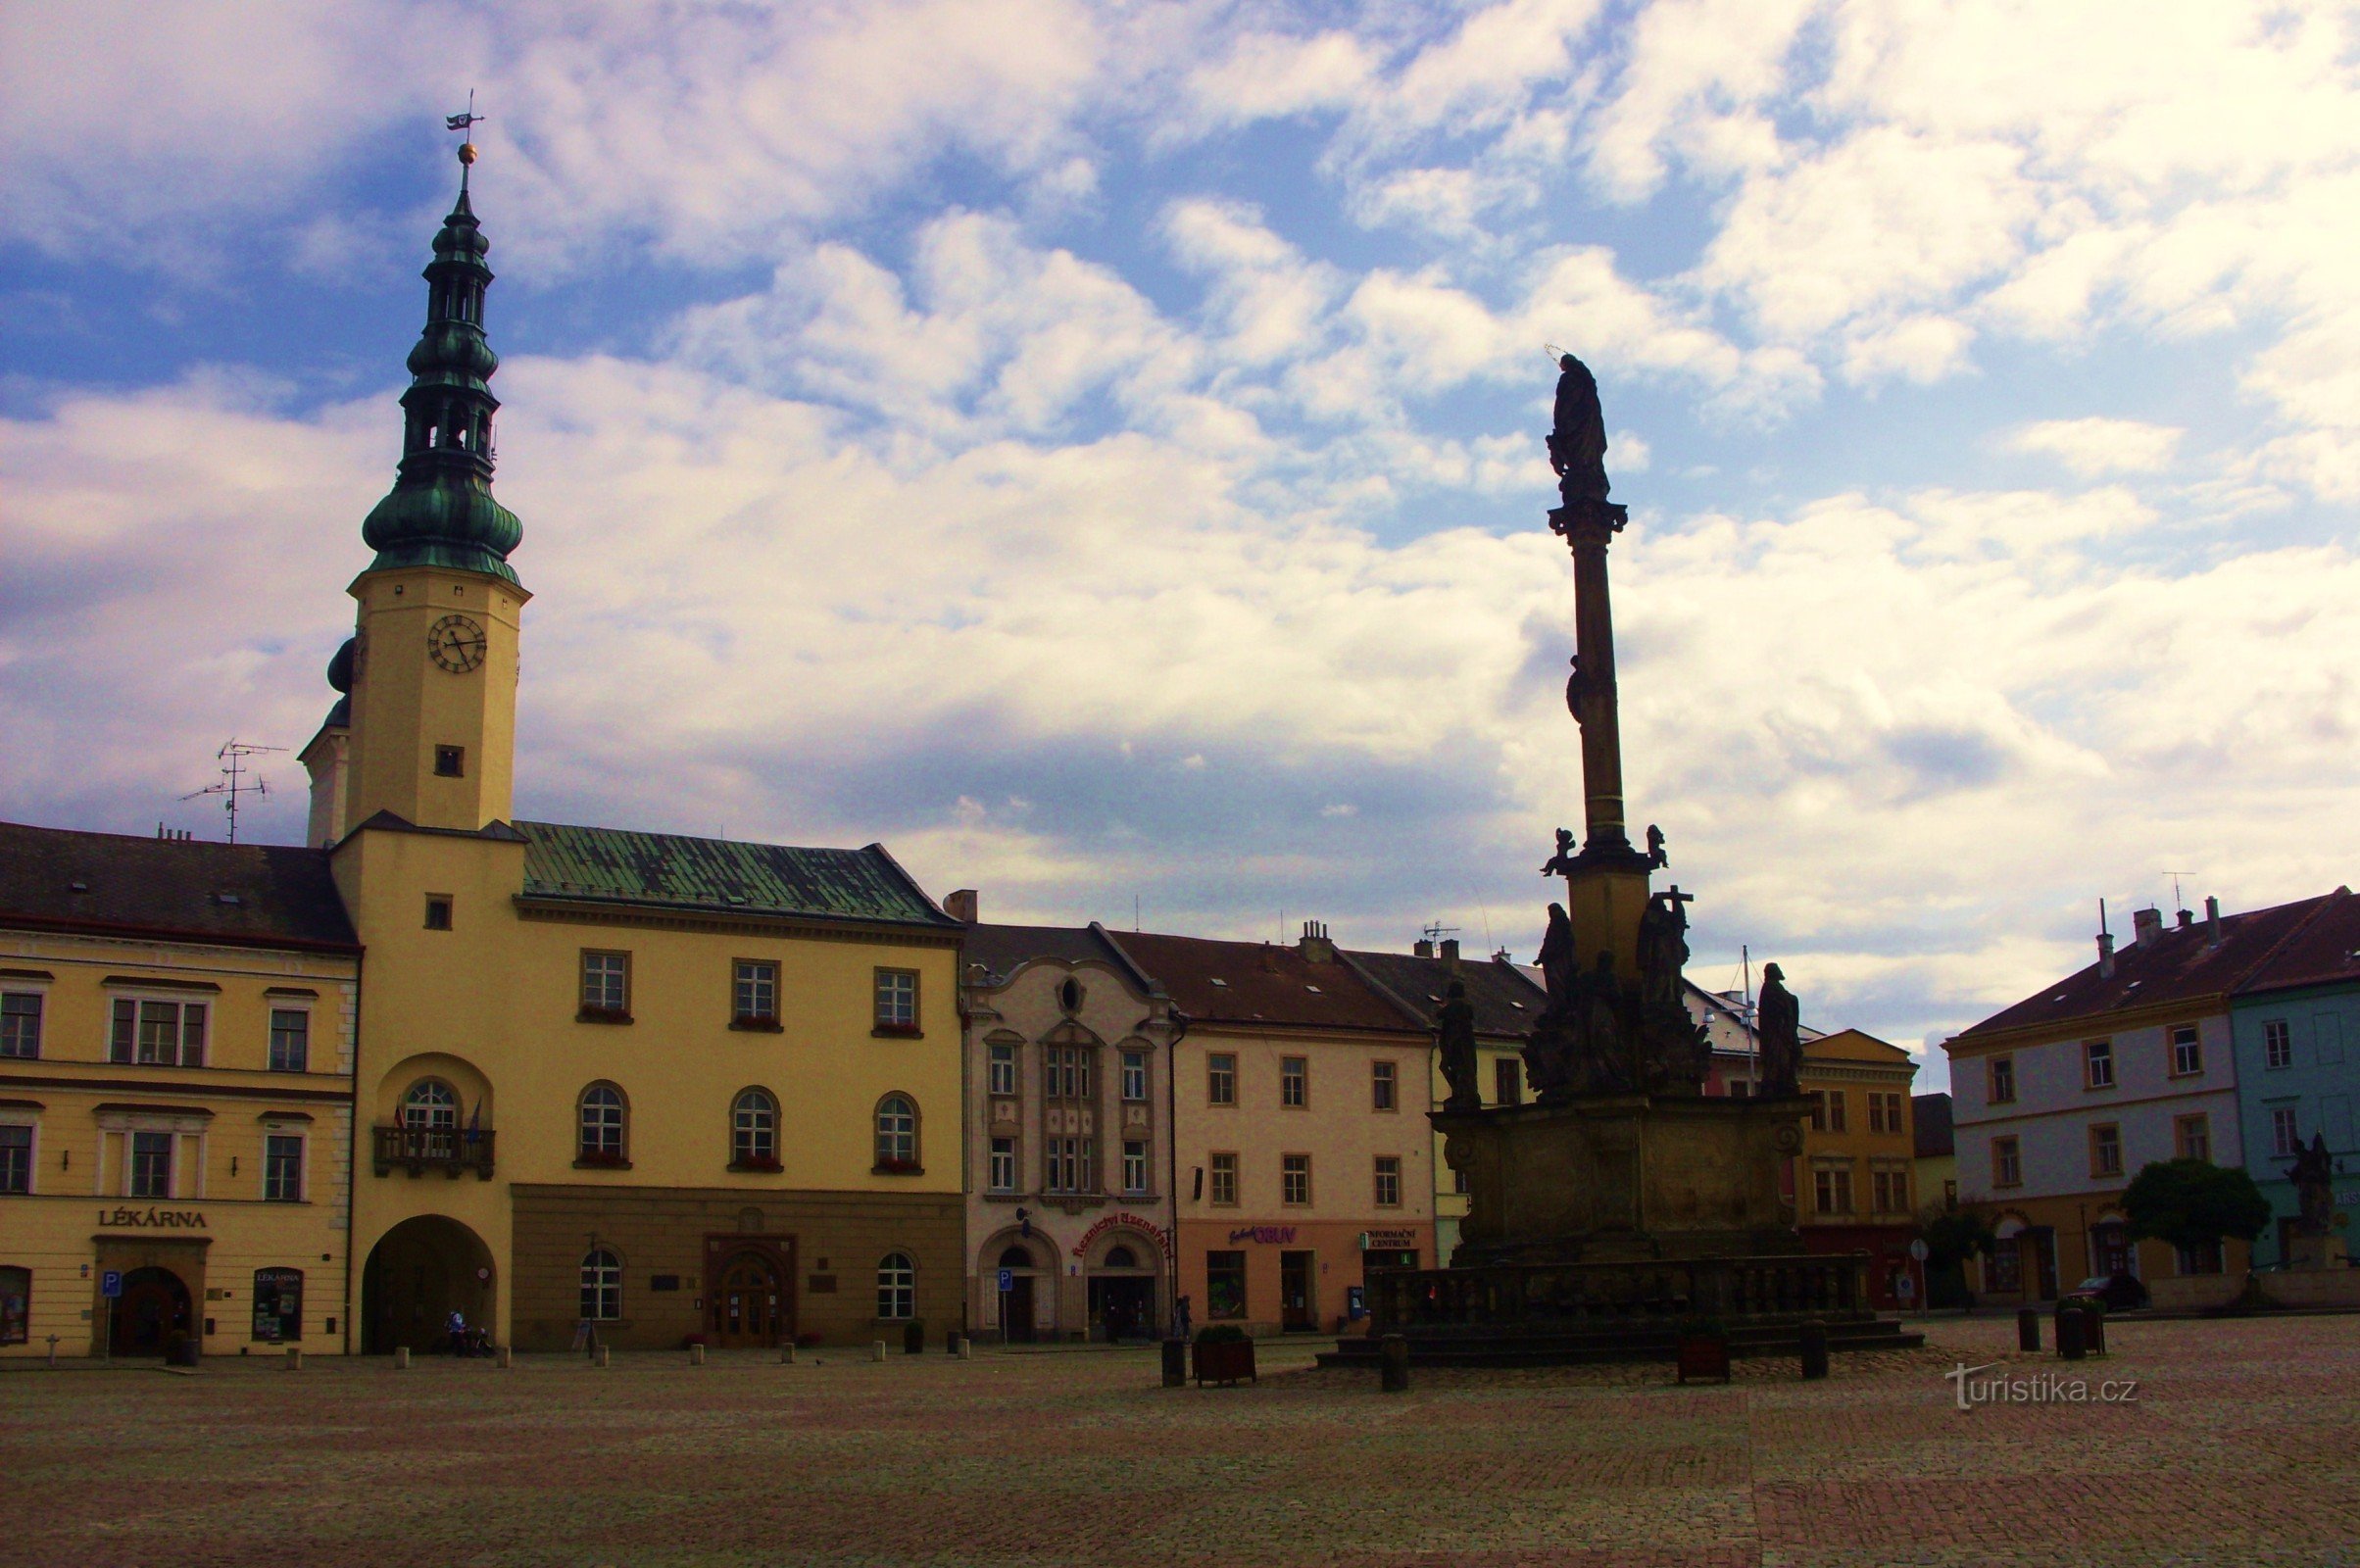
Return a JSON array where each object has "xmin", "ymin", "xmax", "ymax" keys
[
  {"xmin": 2163, "ymin": 871, "xmax": 2195, "ymax": 913},
  {"xmin": 1421, "ymin": 920, "xmax": 1460, "ymax": 946},
  {"xmin": 180, "ymin": 740, "xmax": 285, "ymax": 845}
]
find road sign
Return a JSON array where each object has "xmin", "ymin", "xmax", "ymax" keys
[
  {"xmin": 100, "ymin": 1270, "xmax": 123, "ymax": 1298},
  {"xmin": 997, "ymin": 1269, "xmax": 1013, "ymax": 1294},
  {"xmin": 1908, "ymin": 1239, "xmax": 1930, "ymax": 1262}
]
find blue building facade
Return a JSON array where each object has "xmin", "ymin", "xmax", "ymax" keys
[{"xmin": 2230, "ymin": 889, "xmax": 2360, "ymax": 1266}]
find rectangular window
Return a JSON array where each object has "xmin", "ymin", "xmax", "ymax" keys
[
  {"xmin": 2319, "ymin": 1013, "xmax": 2346, "ymax": 1066},
  {"xmin": 2171, "ymin": 1024, "xmax": 2203, "ymax": 1076},
  {"xmin": 1208, "ymin": 1152, "xmax": 1239, "ymax": 1206},
  {"xmin": 733, "ymin": 959, "xmax": 778, "ymax": 1022},
  {"xmin": 2265, "ymin": 1019, "xmax": 2292, "ymax": 1069},
  {"xmin": 263, "ymin": 1133, "xmax": 303, "ymax": 1201},
  {"xmin": 1371, "ymin": 1059, "xmax": 1397, "ymax": 1111},
  {"xmin": 873, "ymin": 968, "xmax": 919, "ymax": 1032},
  {"xmin": 1989, "ymin": 1244, "xmax": 2022, "ymax": 1294},
  {"xmin": 433, "ymin": 745, "xmax": 465, "ymax": 777},
  {"xmin": 988, "ymin": 1043, "xmax": 1016, "ymax": 1097},
  {"xmin": 0, "ymin": 993, "xmax": 40, "ymax": 1059},
  {"xmin": 268, "ymin": 1008, "xmax": 309, "ymax": 1073},
  {"xmin": 0, "ymin": 1125, "xmax": 29, "ymax": 1194},
  {"xmin": 129, "ymin": 1130, "xmax": 172, "ymax": 1198},
  {"xmin": 1808, "ymin": 1091, "xmax": 1827, "ymax": 1133},
  {"xmin": 1044, "ymin": 1136, "xmax": 1095, "ymax": 1195},
  {"xmin": 2175, "ymin": 1114, "xmax": 2211, "ymax": 1162},
  {"xmin": 1207, "ymin": 1053, "xmax": 1236, "ymax": 1106},
  {"xmin": 1867, "ymin": 1094, "xmax": 1888, "ymax": 1133},
  {"xmin": 1989, "ymin": 1055, "xmax": 2016, "ymax": 1104},
  {"xmin": 109, "ymin": 998, "xmax": 207, "ymax": 1067},
  {"xmin": 424, "ymin": 896, "xmax": 453, "ymax": 930},
  {"xmin": 1280, "ymin": 1056, "xmax": 1307, "ymax": 1108},
  {"xmin": 1495, "ymin": 1056, "xmax": 1523, "ymax": 1106},
  {"xmin": 1374, "ymin": 1154, "xmax": 1401, "ymax": 1207},
  {"xmin": 988, "ymin": 1136, "xmax": 1015, "ymax": 1193},
  {"xmin": 2273, "ymin": 1106, "xmax": 2300, "ymax": 1157},
  {"xmin": 1873, "ymin": 1169, "xmax": 1909, "ymax": 1213},
  {"xmin": 1814, "ymin": 1166, "xmax": 1853, "ymax": 1215},
  {"xmin": 1205, "ymin": 1250, "xmax": 1247, "ymax": 1319},
  {"xmin": 1122, "ymin": 1140, "xmax": 1149, "ymax": 1195},
  {"xmin": 580, "ymin": 952, "xmax": 629, "ymax": 1015},
  {"xmin": 2084, "ymin": 1038, "xmax": 2114, "ymax": 1089},
  {"xmin": 1281, "ymin": 1152, "xmax": 1311, "ymax": 1205},
  {"xmin": 2177, "ymin": 1239, "xmax": 2224, "ymax": 1276},
  {"xmin": 1729, "ymin": 1080, "xmax": 1750, "ymax": 1098},
  {"xmin": 1825, "ymin": 1090, "xmax": 1846, "ymax": 1132},
  {"xmin": 1452, "ymin": 1165, "xmax": 1469, "ymax": 1196},
  {"xmin": 2090, "ymin": 1122, "xmax": 2123, "ymax": 1178},
  {"xmin": 1121, "ymin": 1050, "xmax": 1149, "ymax": 1102},
  {"xmin": 1045, "ymin": 1046, "xmax": 1093, "ymax": 1101},
  {"xmin": 1993, "ymin": 1137, "xmax": 2022, "ymax": 1188}
]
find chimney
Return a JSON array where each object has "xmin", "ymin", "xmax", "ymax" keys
[
  {"xmin": 1412, "ymin": 939, "xmax": 1434, "ymax": 957},
  {"xmin": 1299, "ymin": 920, "xmax": 1335, "ymax": 963},
  {"xmin": 943, "ymin": 889, "xmax": 978, "ymax": 924},
  {"xmin": 2205, "ymin": 895, "xmax": 2222, "ymax": 948},
  {"xmin": 1440, "ymin": 938, "xmax": 1461, "ymax": 967},
  {"xmin": 2096, "ymin": 932, "xmax": 2116, "ymax": 979},
  {"xmin": 2133, "ymin": 906, "xmax": 2164, "ymax": 948},
  {"xmin": 2177, "ymin": 907, "xmax": 2194, "ymax": 930}
]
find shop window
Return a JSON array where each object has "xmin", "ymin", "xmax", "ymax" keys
[
  {"xmin": 252, "ymin": 1267, "xmax": 303, "ymax": 1342},
  {"xmin": 1374, "ymin": 1154, "xmax": 1401, "ymax": 1207},
  {"xmin": 1207, "ymin": 1054, "xmax": 1236, "ymax": 1106},
  {"xmin": 0, "ymin": 1266, "xmax": 26, "ymax": 1345},
  {"xmin": 988, "ymin": 1137, "xmax": 1015, "ymax": 1192},
  {"xmin": 731, "ymin": 1089, "xmax": 779, "ymax": 1168},
  {"xmin": 1209, "ymin": 1152, "xmax": 1239, "ymax": 1206},
  {"xmin": 580, "ymin": 1249, "xmax": 621, "ymax": 1320},
  {"xmin": 269, "ymin": 1008, "xmax": 309, "ymax": 1073},
  {"xmin": 1122, "ymin": 1140, "xmax": 1148, "ymax": 1195},
  {"xmin": 111, "ymin": 998, "xmax": 206, "ymax": 1066},
  {"xmin": 1282, "ymin": 1152, "xmax": 1311, "ymax": 1205},
  {"xmin": 578, "ymin": 1084, "xmax": 627, "ymax": 1163},
  {"xmin": 129, "ymin": 1131, "xmax": 172, "ymax": 1198},
  {"xmin": 0, "ymin": 992, "xmax": 41, "ymax": 1058},
  {"xmin": 873, "ymin": 969, "xmax": 919, "ymax": 1034},
  {"xmin": 0, "ymin": 1125, "xmax": 29, "ymax": 1195},
  {"xmin": 733, "ymin": 960, "xmax": 778, "ymax": 1025},
  {"xmin": 263, "ymin": 1133, "xmax": 304, "ymax": 1201},
  {"xmin": 1371, "ymin": 1060, "xmax": 1397, "ymax": 1111},
  {"xmin": 1281, "ymin": 1057, "xmax": 1307, "ymax": 1108},
  {"xmin": 1121, "ymin": 1050, "xmax": 1149, "ymax": 1102},
  {"xmin": 1988, "ymin": 1244, "xmax": 2022, "ymax": 1293},
  {"xmin": 989, "ymin": 1043, "xmax": 1016, "ymax": 1097},
  {"xmin": 1205, "ymin": 1250, "xmax": 1247, "ymax": 1320},
  {"xmin": 876, "ymin": 1252, "xmax": 915, "ymax": 1320},
  {"xmin": 874, "ymin": 1094, "xmax": 918, "ymax": 1170}
]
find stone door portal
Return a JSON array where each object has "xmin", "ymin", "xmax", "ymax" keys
[
  {"xmin": 713, "ymin": 1251, "xmax": 784, "ymax": 1348},
  {"xmin": 110, "ymin": 1266, "xmax": 191, "ymax": 1355}
]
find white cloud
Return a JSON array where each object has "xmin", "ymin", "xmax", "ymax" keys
[{"xmin": 2007, "ymin": 418, "xmax": 2186, "ymax": 477}]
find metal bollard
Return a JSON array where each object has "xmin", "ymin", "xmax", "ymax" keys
[
  {"xmin": 284, "ymin": 1347, "xmax": 303, "ymax": 1371},
  {"xmin": 871, "ymin": 1340, "xmax": 886, "ymax": 1363},
  {"xmin": 594, "ymin": 1345, "xmax": 611, "ymax": 1368},
  {"xmin": 2083, "ymin": 1306, "xmax": 2106, "ymax": 1356},
  {"xmin": 1160, "ymin": 1337, "xmax": 1187, "ymax": 1388},
  {"xmin": 689, "ymin": 1343, "xmax": 706, "ymax": 1366},
  {"xmin": 1797, "ymin": 1320, "xmax": 1829, "ymax": 1381},
  {"xmin": 393, "ymin": 1347, "xmax": 411, "ymax": 1370},
  {"xmin": 780, "ymin": 1343, "xmax": 797, "ymax": 1365},
  {"xmin": 2055, "ymin": 1305, "xmax": 2087, "ymax": 1361},
  {"xmin": 1380, "ymin": 1334, "xmax": 1410, "ymax": 1394},
  {"xmin": 2016, "ymin": 1306, "xmax": 2041, "ymax": 1352}
]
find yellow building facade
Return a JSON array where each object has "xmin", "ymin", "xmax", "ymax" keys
[
  {"xmin": 0, "ymin": 826, "xmax": 360, "ymax": 1359},
  {"xmin": 1795, "ymin": 1028, "xmax": 1919, "ymax": 1306}
]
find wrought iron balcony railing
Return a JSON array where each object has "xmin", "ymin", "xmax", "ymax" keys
[{"xmin": 372, "ymin": 1124, "xmax": 495, "ymax": 1179}]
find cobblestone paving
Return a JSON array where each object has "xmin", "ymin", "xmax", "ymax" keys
[{"xmin": 6, "ymin": 1316, "xmax": 2359, "ymax": 1567}]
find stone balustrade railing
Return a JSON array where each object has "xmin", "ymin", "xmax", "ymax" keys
[{"xmin": 1366, "ymin": 1251, "xmax": 1871, "ymax": 1333}]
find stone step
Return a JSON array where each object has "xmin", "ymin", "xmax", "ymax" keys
[{"xmin": 1317, "ymin": 1318, "xmax": 1923, "ymax": 1369}]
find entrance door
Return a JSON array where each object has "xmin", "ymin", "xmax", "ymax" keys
[
  {"xmin": 2031, "ymin": 1229, "xmax": 2059, "ymax": 1300},
  {"xmin": 111, "ymin": 1266, "xmax": 191, "ymax": 1355},
  {"xmin": 712, "ymin": 1252, "xmax": 784, "ymax": 1348},
  {"xmin": 1003, "ymin": 1275, "xmax": 1037, "ymax": 1343},
  {"xmin": 1087, "ymin": 1276, "xmax": 1155, "ymax": 1341},
  {"xmin": 1279, "ymin": 1250, "xmax": 1315, "ymax": 1332}
]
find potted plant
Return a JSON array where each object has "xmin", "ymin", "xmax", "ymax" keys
[
  {"xmin": 1674, "ymin": 1314, "xmax": 1730, "ymax": 1385},
  {"xmin": 1192, "ymin": 1323, "xmax": 1256, "ymax": 1386}
]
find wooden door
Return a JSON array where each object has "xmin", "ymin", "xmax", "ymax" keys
[
  {"xmin": 713, "ymin": 1252, "xmax": 783, "ymax": 1348},
  {"xmin": 1280, "ymin": 1250, "xmax": 1315, "ymax": 1331},
  {"xmin": 1004, "ymin": 1276, "xmax": 1036, "ymax": 1342}
]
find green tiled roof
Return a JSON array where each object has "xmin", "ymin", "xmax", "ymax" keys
[{"xmin": 515, "ymin": 820, "xmax": 956, "ymax": 929}]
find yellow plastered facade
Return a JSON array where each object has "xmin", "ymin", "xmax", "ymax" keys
[{"xmin": 343, "ymin": 566, "xmax": 525, "ymax": 834}]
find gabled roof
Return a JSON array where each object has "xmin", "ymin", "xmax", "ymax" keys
[
  {"xmin": 1913, "ymin": 1093, "xmax": 1954, "ymax": 1158},
  {"xmin": 1954, "ymin": 893, "xmax": 2339, "ymax": 1042},
  {"xmin": 514, "ymin": 820, "xmax": 956, "ymax": 930},
  {"xmin": 1339, "ymin": 949, "xmax": 1543, "ymax": 1039},
  {"xmin": 1104, "ymin": 931, "xmax": 1417, "ymax": 1034},
  {"xmin": 0, "ymin": 821, "xmax": 357, "ymax": 952},
  {"xmin": 962, "ymin": 922, "xmax": 1158, "ymax": 996},
  {"xmin": 2233, "ymin": 888, "xmax": 2360, "ymax": 999}
]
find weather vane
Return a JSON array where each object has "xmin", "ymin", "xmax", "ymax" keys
[{"xmin": 446, "ymin": 89, "xmax": 485, "ymax": 169}]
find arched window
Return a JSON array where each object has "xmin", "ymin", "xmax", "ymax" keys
[
  {"xmin": 874, "ymin": 1094, "xmax": 917, "ymax": 1169},
  {"xmin": 578, "ymin": 1084, "xmax": 626, "ymax": 1162},
  {"xmin": 580, "ymin": 1249, "xmax": 620, "ymax": 1321},
  {"xmin": 876, "ymin": 1251, "xmax": 914, "ymax": 1320},
  {"xmin": 997, "ymin": 1244, "xmax": 1033, "ymax": 1271},
  {"xmin": 1103, "ymin": 1245, "xmax": 1138, "ymax": 1269},
  {"xmin": 402, "ymin": 1080, "xmax": 458, "ymax": 1157},
  {"xmin": 732, "ymin": 1089, "xmax": 777, "ymax": 1167}
]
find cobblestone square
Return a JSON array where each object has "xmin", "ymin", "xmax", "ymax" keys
[{"xmin": 6, "ymin": 1315, "xmax": 2357, "ymax": 1567}]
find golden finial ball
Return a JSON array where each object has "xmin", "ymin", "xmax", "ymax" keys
[{"xmin": 458, "ymin": 141, "xmax": 479, "ymax": 166}]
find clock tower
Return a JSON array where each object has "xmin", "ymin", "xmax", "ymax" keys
[{"xmin": 337, "ymin": 145, "xmax": 529, "ymax": 835}]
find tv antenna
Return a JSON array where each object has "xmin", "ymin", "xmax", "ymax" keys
[
  {"xmin": 2163, "ymin": 871, "xmax": 2196, "ymax": 912},
  {"xmin": 1422, "ymin": 920, "xmax": 1460, "ymax": 946},
  {"xmin": 180, "ymin": 739, "xmax": 285, "ymax": 844}
]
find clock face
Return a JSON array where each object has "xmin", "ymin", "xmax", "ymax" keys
[{"xmin": 427, "ymin": 613, "xmax": 488, "ymax": 674}]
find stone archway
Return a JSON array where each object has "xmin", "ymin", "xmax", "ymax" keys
[
  {"xmin": 362, "ymin": 1214, "xmax": 496, "ymax": 1354},
  {"xmin": 109, "ymin": 1265, "xmax": 192, "ymax": 1356}
]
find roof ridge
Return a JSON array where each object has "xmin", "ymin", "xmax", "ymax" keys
[{"xmin": 2226, "ymin": 886, "xmax": 2352, "ymax": 997}]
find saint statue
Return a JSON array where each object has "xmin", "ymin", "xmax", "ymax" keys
[
  {"xmin": 1755, "ymin": 961, "xmax": 1801, "ymax": 1098},
  {"xmin": 1436, "ymin": 980, "xmax": 1481, "ymax": 1112},
  {"xmin": 2289, "ymin": 1132, "xmax": 2337, "ymax": 1237},
  {"xmin": 1548, "ymin": 353, "xmax": 1610, "ymax": 503}
]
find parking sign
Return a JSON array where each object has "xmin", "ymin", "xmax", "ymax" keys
[
  {"xmin": 100, "ymin": 1270, "xmax": 123, "ymax": 1298},
  {"xmin": 997, "ymin": 1268, "xmax": 1013, "ymax": 1294}
]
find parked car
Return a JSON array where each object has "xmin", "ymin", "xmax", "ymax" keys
[{"xmin": 2075, "ymin": 1272, "xmax": 2149, "ymax": 1310}]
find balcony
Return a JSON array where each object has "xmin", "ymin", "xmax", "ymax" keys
[{"xmin": 372, "ymin": 1124, "xmax": 496, "ymax": 1180}]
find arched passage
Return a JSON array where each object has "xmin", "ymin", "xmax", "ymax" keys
[
  {"xmin": 110, "ymin": 1265, "xmax": 193, "ymax": 1355},
  {"xmin": 362, "ymin": 1214, "xmax": 496, "ymax": 1354}
]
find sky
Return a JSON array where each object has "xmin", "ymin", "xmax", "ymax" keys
[{"xmin": 6, "ymin": 1, "xmax": 2360, "ymax": 1090}]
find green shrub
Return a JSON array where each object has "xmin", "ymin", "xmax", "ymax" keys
[{"xmin": 1194, "ymin": 1324, "xmax": 1250, "ymax": 1346}]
